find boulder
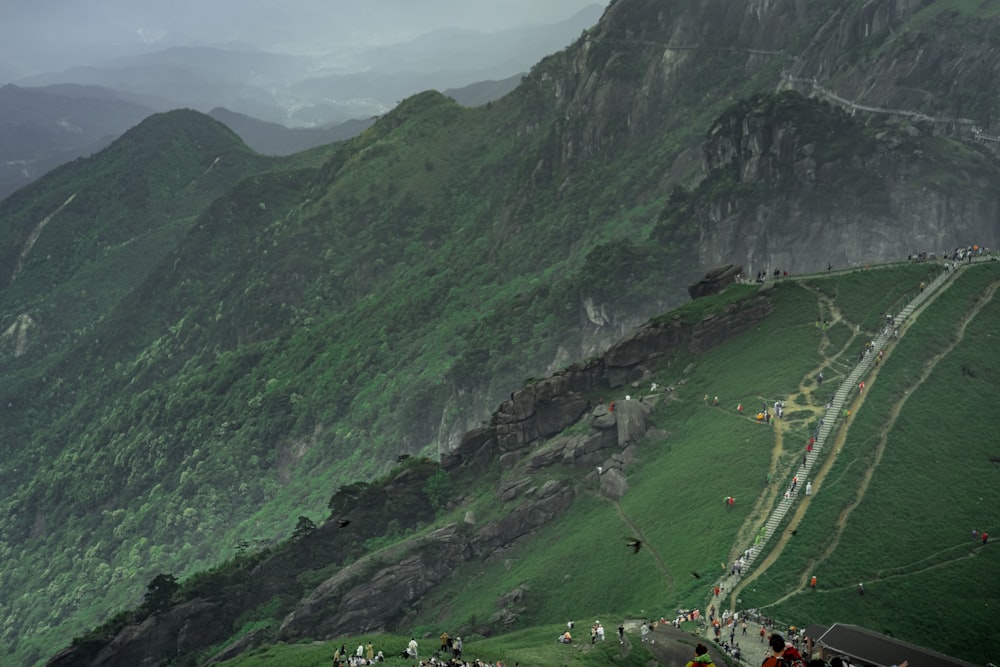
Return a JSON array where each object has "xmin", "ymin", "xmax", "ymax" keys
[
  {"xmin": 600, "ymin": 468, "xmax": 629, "ymax": 499},
  {"xmin": 688, "ymin": 264, "xmax": 743, "ymax": 300}
]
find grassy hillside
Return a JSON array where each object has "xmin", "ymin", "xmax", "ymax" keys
[
  {"xmin": 739, "ymin": 262, "xmax": 1000, "ymax": 660},
  {"xmin": 3, "ymin": 1, "xmax": 1000, "ymax": 664},
  {"xmin": 56, "ymin": 261, "xmax": 998, "ymax": 667}
]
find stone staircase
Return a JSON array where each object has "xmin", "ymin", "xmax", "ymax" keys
[{"xmin": 716, "ymin": 266, "xmax": 954, "ymax": 594}]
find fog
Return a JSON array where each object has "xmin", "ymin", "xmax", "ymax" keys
[{"xmin": 0, "ymin": 0, "xmax": 609, "ymax": 75}]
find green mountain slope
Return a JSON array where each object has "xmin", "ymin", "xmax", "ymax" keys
[
  {"xmin": 1, "ymin": 1, "xmax": 1000, "ymax": 664},
  {"xmin": 52, "ymin": 261, "xmax": 1000, "ymax": 667}
]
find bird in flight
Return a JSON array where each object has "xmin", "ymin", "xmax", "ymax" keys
[
  {"xmin": 690, "ymin": 571, "xmax": 702, "ymax": 579},
  {"xmin": 625, "ymin": 538, "xmax": 642, "ymax": 554},
  {"xmin": 337, "ymin": 519, "xmax": 351, "ymax": 528}
]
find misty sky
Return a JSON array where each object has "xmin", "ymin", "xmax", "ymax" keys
[{"xmin": 0, "ymin": 0, "xmax": 609, "ymax": 75}]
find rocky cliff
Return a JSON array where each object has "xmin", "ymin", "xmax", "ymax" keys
[{"xmin": 682, "ymin": 91, "xmax": 1000, "ymax": 276}]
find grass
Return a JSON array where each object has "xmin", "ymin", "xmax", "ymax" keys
[
  {"xmin": 220, "ymin": 626, "xmax": 657, "ymax": 667},
  {"xmin": 741, "ymin": 263, "xmax": 1000, "ymax": 660},
  {"xmin": 25, "ymin": 261, "xmax": 994, "ymax": 667}
]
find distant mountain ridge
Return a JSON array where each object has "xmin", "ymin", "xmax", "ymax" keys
[
  {"xmin": 0, "ymin": 84, "xmax": 156, "ymax": 201},
  {"xmin": 0, "ymin": 6, "xmax": 604, "ymax": 200}
]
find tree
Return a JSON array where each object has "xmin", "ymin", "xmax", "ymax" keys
[
  {"xmin": 292, "ymin": 515, "xmax": 317, "ymax": 540},
  {"xmin": 424, "ymin": 470, "xmax": 452, "ymax": 510},
  {"xmin": 144, "ymin": 573, "xmax": 179, "ymax": 612}
]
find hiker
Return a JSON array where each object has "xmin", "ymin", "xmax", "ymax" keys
[
  {"xmin": 684, "ymin": 642, "xmax": 716, "ymax": 667},
  {"xmin": 810, "ymin": 575, "xmax": 817, "ymax": 588},
  {"xmin": 407, "ymin": 637, "xmax": 418, "ymax": 658},
  {"xmin": 762, "ymin": 633, "xmax": 804, "ymax": 667},
  {"xmin": 618, "ymin": 625, "xmax": 625, "ymax": 644},
  {"xmin": 640, "ymin": 622, "xmax": 650, "ymax": 643},
  {"xmin": 983, "ymin": 532, "xmax": 989, "ymax": 545},
  {"xmin": 559, "ymin": 630, "xmax": 572, "ymax": 643},
  {"xmin": 805, "ymin": 481, "xmax": 812, "ymax": 496},
  {"xmin": 858, "ymin": 582, "xmax": 864, "ymax": 596}
]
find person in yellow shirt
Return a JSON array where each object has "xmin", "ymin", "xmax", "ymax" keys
[{"xmin": 685, "ymin": 643, "xmax": 715, "ymax": 667}]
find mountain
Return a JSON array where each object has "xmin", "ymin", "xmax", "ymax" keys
[
  {"xmin": 1, "ymin": 8, "xmax": 605, "ymax": 200},
  {"xmin": 207, "ymin": 107, "xmax": 375, "ymax": 156},
  {"xmin": 46, "ymin": 261, "xmax": 1000, "ymax": 667},
  {"xmin": 13, "ymin": 7, "xmax": 607, "ymax": 129},
  {"xmin": 0, "ymin": 84, "xmax": 158, "ymax": 201},
  {"xmin": 443, "ymin": 73, "xmax": 526, "ymax": 107},
  {"xmin": 1, "ymin": 0, "xmax": 999, "ymax": 664}
]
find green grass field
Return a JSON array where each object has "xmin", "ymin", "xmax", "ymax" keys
[{"xmin": 217, "ymin": 262, "xmax": 999, "ymax": 666}]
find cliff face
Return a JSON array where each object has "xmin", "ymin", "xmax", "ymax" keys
[
  {"xmin": 510, "ymin": 0, "xmax": 999, "ymax": 276},
  {"xmin": 689, "ymin": 92, "xmax": 1000, "ymax": 275}
]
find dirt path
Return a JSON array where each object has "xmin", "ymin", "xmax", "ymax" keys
[{"xmin": 733, "ymin": 272, "xmax": 999, "ymax": 608}]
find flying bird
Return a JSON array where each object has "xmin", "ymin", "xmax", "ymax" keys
[
  {"xmin": 625, "ymin": 538, "xmax": 642, "ymax": 554},
  {"xmin": 690, "ymin": 571, "xmax": 702, "ymax": 579},
  {"xmin": 337, "ymin": 519, "xmax": 351, "ymax": 528}
]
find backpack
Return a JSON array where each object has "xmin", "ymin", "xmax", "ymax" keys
[{"xmin": 778, "ymin": 652, "xmax": 807, "ymax": 667}]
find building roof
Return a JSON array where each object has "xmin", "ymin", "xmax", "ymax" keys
[{"xmin": 814, "ymin": 623, "xmax": 978, "ymax": 667}]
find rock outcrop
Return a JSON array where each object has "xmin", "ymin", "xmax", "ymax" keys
[{"xmin": 689, "ymin": 264, "xmax": 744, "ymax": 300}]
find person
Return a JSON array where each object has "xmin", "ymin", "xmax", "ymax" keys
[
  {"xmin": 440, "ymin": 631, "xmax": 449, "ymax": 652},
  {"xmin": 760, "ymin": 627, "xmax": 766, "ymax": 642},
  {"xmin": 640, "ymin": 622, "xmax": 650, "ymax": 643},
  {"xmin": 983, "ymin": 531, "xmax": 989, "ymax": 545},
  {"xmin": 618, "ymin": 624, "xmax": 625, "ymax": 644},
  {"xmin": 559, "ymin": 630, "xmax": 572, "ymax": 643},
  {"xmin": 762, "ymin": 634, "xmax": 787, "ymax": 666},
  {"xmin": 356, "ymin": 644, "xmax": 363, "ymax": 658},
  {"xmin": 596, "ymin": 622, "xmax": 605, "ymax": 642},
  {"xmin": 366, "ymin": 642, "xmax": 374, "ymax": 661},
  {"xmin": 685, "ymin": 643, "xmax": 715, "ymax": 667},
  {"xmin": 453, "ymin": 636, "xmax": 463, "ymax": 658},
  {"xmin": 591, "ymin": 624, "xmax": 598, "ymax": 643},
  {"xmin": 810, "ymin": 575, "xmax": 817, "ymax": 588},
  {"xmin": 407, "ymin": 637, "xmax": 419, "ymax": 659},
  {"xmin": 858, "ymin": 582, "xmax": 864, "ymax": 596},
  {"xmin": 762, "ymin": 633, "xmax": 805, "ymax": 667}
]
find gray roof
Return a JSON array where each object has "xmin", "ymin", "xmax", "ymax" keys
[{"xmin": 814, "ymin": 623, "xmax": 979, "ymax": 667}]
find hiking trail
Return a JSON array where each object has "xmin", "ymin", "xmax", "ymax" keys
[{"xmin": 706, "ymin": 261, "xmax": 970, "ymax": 616}]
